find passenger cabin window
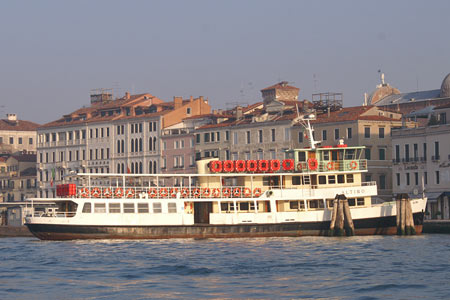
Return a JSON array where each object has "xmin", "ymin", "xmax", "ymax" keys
[
  {"xmin": 292, "ymin": 176, "xmax": 301, "ymax": 185},
  {"xmin": 328, "ymin": 175, "xmax": 336, "ymax": 184},
  {"xmin": 318, "ymin": 176, "xmax": 326, "ymax": 184},
  {"xmin": 348, "ymin": 198, "xmax": 365, "ymax": 206},
  {"xmin": 323, "ymin": 151, "xmax": 330, "ymax": 161},
  {"xmin": 221, "ymin": 202, "xmax": 235, "ymax": 212},
  {"xmin": 289, "ymin": 201, "xmax": 305, "ymax": 210},
  {"xmin": 153, "ymin": 202, "xmax": 162, "ymax": 213},
  {"xmin": 138, "ymin": 203, "xmax": 149, "ymax": 213},
  {"xmin": 239, "ymin": 202, "xmax": 249, "ymax": 211},
  {"xmin": 82, "ymin": 202, "xmax": 91, "ymax": 213},
  {"xmin": 109, "ymin": 203, "xmax": 121, "ymax": 213},
  {"xmin": 94, "ymin": 203, "xmax": 106, "ymax": 213},
  {"xmin": 337, "ymin": 174, "xmax": 345, "ymax": 184},
  {"xmin": 346, "ymin": 174, "xmax": 354, "ymax": 183},
  {"xmin": 308, "ymin": 200, "xmax": 324, "ymax": 209},
  {"xmin": 168, "ymin": 202, "xmax": 177, "ymax": 213},
  {"xmin": 123, "ymin": 203, "xmax": 135, "ymax": 213}
]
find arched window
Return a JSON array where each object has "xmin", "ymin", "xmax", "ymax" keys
[
  {"xmin": 121, "ymin": 163, "xmax": 125, "ymax": 174},
  {"xmin": 131, "ymin": 163, "xmax": 134, "ymax": 174},
  {"xmin": 153, "ymin": 160, "xmax": 157, "ymax": 174},
  {"xmin": 153, "ymin": 137, "xmax": 157, "ymax": 150},
  {"xmin": 117, "ymin": 163, "xmax": 120, "ymax": 173},
  {"xmin": 149, "ymin": 137, "xmax": 153, "ymax": 151},
  {"xmin": 139, "ymin": 162, "xmax": 143, "ymax": 174},
  {"xmin": 131, "ymin": 139, "xmax": 134, "ymax": 152},
  {"xmin": 135, "ymin": 139, "xmax": 139, "ymax": 152},
  {"xmin": 135, "ymin": 162, "xmax": 138, "ymax": 174},
  {"xmin": 121, "ymin": 140, "xmax": 124, "ymax": 153},
  {"xmin": 149, "ymin": 161, "xmax": 153, "ymax": 174},
  {"xmin": 117, "ymin": 140, "xmax": 121, "ymax": 153},
  {"xmin": 139, "ymin": 138, "xmax": 143, "ymax": 152}
]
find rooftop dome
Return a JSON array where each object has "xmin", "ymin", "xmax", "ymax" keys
[{"xmin": 440, "ymin": 73, "xmax": 450, "ymax": 98}]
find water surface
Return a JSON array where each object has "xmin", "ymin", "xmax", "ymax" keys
[{"xmin": 1, "ymin": 235, "xmax": 449, "ymax": 299}]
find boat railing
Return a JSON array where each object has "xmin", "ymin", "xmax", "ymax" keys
[
  {"xmin": 72, "ymin": 185, "xmax": 270, "ymax": 200},
  {"xmin": 33, "ymin": 211, "xmax": 76, "ymax": 218},
  {"xmin": 297, "ymin": 159, "xmax": 367, "ymax": 173}
]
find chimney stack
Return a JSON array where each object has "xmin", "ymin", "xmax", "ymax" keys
[
  {"xmin": 174, "ymin": 96, "xmax": 183, "ymax": 109},
  {"xmin": 6, "ymin": 114, "xmax": 17, "ymax": 121},
  {"xmin": 125, "ymin": 92, "xmax": 131, "ymax": 100},
  {"xmin": 235, "ymin": 106, "xmax": 243, "ymax": 119}
]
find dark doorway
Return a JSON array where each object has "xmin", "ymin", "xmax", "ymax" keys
[{"xmin": 194, "ymin": 202, "xmax": 212, "ymax": 224}]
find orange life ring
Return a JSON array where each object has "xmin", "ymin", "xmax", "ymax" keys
[
  {"xmin": 91, "ymin": 187, "xmax": 101, "ymax": 198},
  {"xmin": 103, "ymin": 187, "xmax": 112, "ymax": 198},
  {"xmin": 114, "ymin": 187, "xmax": 124, "ymax": 198},
  {"xmin": 181, "ymin": 188, "xmax": 189, "ymax": 198},
  {"xmin": 170, "ymin": 187, "xmax": 179, "ymax": 197},
  {"xmin": 125, "ymin": 188, "xmax": 135, "ymax": 198},
  {"xmin": 210, "ymin": 160, "xmax": 223, "ymax": 173},
  {"xmin": 202, "ymin": 187, "xmax": 211, "ymax": 197},
  {"xmin": 246, "ymin": 160, "xmax": 258, "ymax": 172},
  {"xmin": 233, "ymin": 187, "xmax": 241, "ymax": 197},
  {"xmin": 192, "ymin": 188, "xmax": 201, "ymax": 198},
  {"xmin": 80, "ymin": 187, "xmax": 90, "ymax": 198},
  {"xmin": 222, "ymin": 187, "xmax": 231, "ymax": 197},
  {"xmin": 253, "ymin": 187, "xmax": 262, "ymax": 197},
  {"xmin": 212, "ymin": 188, "xmax": 221, "ymax": 198},
  {"xmin": 282, "ymin": 159, "xmax": 295, "ymax": 171},
  {"xmin": 350, "ymin": 160, "xmax": 358, "ymax": 170},
  {"xmin": 258, "ymin": 160, "xmax": 269, "ymax": 172},
  {"xmin": 235, "ymin": 160, "xmax": 246, "ymax": 172},
  {"xmin": 159, "ymin": 188, "xmax": 168, "ymax": 198},
  {"xmin": 308, "ymin": 158, "xmax": 318, "ymax": 170},
  {"xmin": 148, "ymin": 188, "xmax": 157, "ymax": 198},
  {"xmin": 297, "ymin": 162, "xmax": 303, "ymax": 171},
  {"xmin": 243, "ymin": 187, "xmax": 252, "ymax": 197},
  {"xmin": 327, "ymin": 161, "xmax": 334, "ymax": 170},
  {"xmin": 270, "ymin": 160, "xmax": 281, "ymax": 172}
]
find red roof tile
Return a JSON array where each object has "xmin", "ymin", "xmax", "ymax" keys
[
  {"xmin": 261, "ymin": 81, "xmax": 299, "ymax": 91},
  {"xmin": 0, "ymin": 119, "xmax": 40, "ymax": 131}
]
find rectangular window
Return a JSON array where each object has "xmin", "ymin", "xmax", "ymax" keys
[
  {"xmin": 396, "ymin": 173, "xmax": 400, "ymax": 186},
  {"xmin": 347, "ymin": 128, "xmax": 352, "ymax": 139},
  {"xmin": 204, "ymin": 132, "xmax": 210, "ymax": 143},
  {"xmin": 414, "ymin": 172, "xmax": 419, "ymax": 186},
  {"xmin": 109, "ymin": 203, "xmax": 121, "ymax": 213},
  {"xmin": 225, "ymin": 131, "xmax": 230, "ymax": 141},
  {"xmin": 123, "ymin": 203, "xmax": 135, "ymax": 213},
  {"xmin": 378, "ymin": 127, "xmax": 385, "ymax": 138},
  {"xmin": 406, "ymin": 173, "xmax": 410, "ymax": 186},
  {"xmin": 9, "ymin": 137, "xmax": 13, "ymax": 144},
  {"xmin": 338, "ymin": 174, "xmax": 345, "ymax": 184},
  {"xmin": 233, "ymin": 132, "xmax": 238, "ymax": 144},
  {"xmin": 258, "ymin": 130, "xmax": 263, "ymax": 143},
  {"xmin": 318, "ymin": 176, "xmax": 326, "ymax": 184},
  {"xmin": 334, "ymin": 129, "xmax": 339, "ymax": 140},
  {"xmin": 153, "ymin": 202, "xmax": 162, "ymax": 213},
  {"xmin": 246, "ymin": 131, "xmax": 251, "ymax": 144},
  {"xmin": 18, "ymin": 137, "xmax": 22, "ymax": 144},
  {"xmin": 196, "ymin": 134, "xmax": 200, "ymax": 144},
  {"xmin": 284, "ymin": 128, "xmax": 290, "ymax": 141},
  {"xmin": 94, "ymin": 203, "xmax": 106, "ymax": 213},
  {"xmin": 271, "ymin": 129, "xmax": 276, "ymax": 142},
  {"xmin": 138, "ymin": 203, "xmax": 149, "ymax": 213},
  {"xmin": 322, "ymin": 130, "xmax": 327, "ymax": 141},
  {"xmin": 328, "ymin": 175, "xmax": 336, "ymax": 184},
  {"xmin": 82, "ymin": 203, "xmax": 92, "ymax": 213},
  {"xmin": 395, "ymin": 145, "xmax": 400, "ymax": 162},
  {"xmin": 211, "ymin": 132, "xmax": 215, "ymax": 142},
  {"xmin": 379, "ymin": 148, "xmax": 386, "ymax": 160},
  {"xmin": 379, "ymin": 174, "xmax": 386, "ymax": 190},
  {"xmin": 423, "ymin": 143, "xmax": 427, "ymax": 161},
  {"xmin": 364, "ymin": 127, "xmax": 370, "ymax": 138},
  {"xmin": 298, "ymin": 131, "xmax": 303, "ymax": 143},
  {"xmin": 346, "ymin": 174, "xmax": 354, "ymax": 183},
  {"xmin": 216, "ymin": 132, "xmax": 220, "ymax": 142},
  {"xmin": 365, "ymin": 148, "xmax": 371, "ymax": 160},
  {"xmin": 434, "ymin": 141, "xmax": 440, "ymax": 159},
  {"xmin": 436, "ymin": 171, "xmax": 440, "ymax": 184},
  {"xmin": 413, "ymin": 143, "xmax": 418, "ymax": 160},
  {"xmin": 168, "ymin": 202, "xmax": 177, "ymax": 213},
  {"xmin": 405, "ymin": 144, "xmax": 410, "ymax": 161}
]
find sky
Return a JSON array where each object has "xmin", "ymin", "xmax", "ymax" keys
[{"xmin": 1, "ymin": 0, "xmax": 450, "ymax": 124}]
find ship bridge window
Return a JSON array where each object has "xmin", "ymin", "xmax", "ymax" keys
[
  {"xmin": 298, "ymin": 151, "xmax": 306, "ymax": 162},
  {"xmin": 323, "ymin": 151, "xmax": 330, "ymax": 161},
  {"xmin": 168, "ymin": 202, "xmax": 177, "ymax": 213},
  {"xmin": 82, "ymin": 202, "xmax": 91, "ymax": 213},
  {"xmin": 345, "ymin": 149, "xmax": 356, "ymax": 160},
  {"xmin": 239, "ymin": 202, "xmax": 249, "ymax": 211},
  {"xmin": 153, "ymin": 202, "xmax": 162, "ymax": 213},
  {"xmin": 138, "ymin": 203, "xmax": 149, "ymax": 213},
  {"xmin": 109, "ymin": 203, "xmax": 121, "ymax": 213},
  {"xmin": 346, "ymin": 174, "xmax": 354, "ymax": 183},
  {"xmin": 94, "ymin": 203, "xmax": 106, "ymax": 213},
  {"xmin": 123, "ymin": 203, "xmax": 135, "ymax": 213}
]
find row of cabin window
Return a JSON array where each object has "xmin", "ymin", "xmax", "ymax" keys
[
  {"xmin": 81, "ymin": 202, "xmax": 177, "ymax": 214},
  {"xmin": 220, "ymin": 202, "xmax": 260, "ymax": 212},
  {"xmin": 290, "ymin": 174, "xmax": 354, "ymax": 185},
  {"xmin": 289, "ymin": 198, "xmax": 365, "ymax": 210}
]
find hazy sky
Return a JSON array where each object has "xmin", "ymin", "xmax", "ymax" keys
[{"xmin": 1, "ymin": 0, "xmax": 449, "ymax": 124}]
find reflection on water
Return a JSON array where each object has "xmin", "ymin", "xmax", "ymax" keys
[{"xmin": 1, "ymin": 235, "xmax": 450, "ymax": 299}]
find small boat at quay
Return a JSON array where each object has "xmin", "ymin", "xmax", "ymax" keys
[{"xmin": 25, "ymin": 116, "xmax": 426, "ymax": 240}]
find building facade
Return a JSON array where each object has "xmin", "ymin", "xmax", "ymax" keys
[
  {"xmin": 37, "ymin": 92, "xmax": 210, "ymax": 197},
  {"xmin": 0, "ymin": 154, "xmax": 37, "ymax": 202},
  {"xmin": 0, "ymin": 114, "xmax": 39, "ymax": 154},
  {"xmin": 392, "ymin": 104, "xmax": 450, "ymax": 219}
]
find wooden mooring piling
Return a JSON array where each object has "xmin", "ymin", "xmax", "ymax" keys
[
  {"xmin": 329, "ymin": 194, "xmax": 355, "ymax": 236},
  {"xmin": 396, "ymin": 193, "xmax": 416, "ymax": 235}
]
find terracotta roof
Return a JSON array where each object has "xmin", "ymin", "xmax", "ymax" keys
[
  {"xmin": 0, "ymin": 119, "xmax": 40, "ymax": 131},
  {"xmin": 183, "ymin": 113, "xmax": 233, "ymax": 120},
  {"xmin": 310, "ymin": 106, "xmax": 401, "ymax": 124},
  {"xmin": 261, "ymin": 81, "xmax": 299, "ymax": 91},
  {"xmin": 0, "ymin": 157, "xmax": 7, "ymax": 162}
]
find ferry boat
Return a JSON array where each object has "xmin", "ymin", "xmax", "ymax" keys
[{"xmin": 25, "ymin": 117, "xmax": 426, "ymax": 240}]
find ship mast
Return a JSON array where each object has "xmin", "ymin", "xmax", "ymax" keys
[{"xmin": 293, "ymin": 107, "xmax": 320, "ymax": 149}]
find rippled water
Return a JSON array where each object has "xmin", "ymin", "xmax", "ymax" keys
[{"xmin": 1, "ymin": 235, "xmax": 450, "ymax": 299}]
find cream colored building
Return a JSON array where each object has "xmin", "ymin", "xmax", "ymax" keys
[
  {"xmin": 392, "ymin": 103, "xmax": 450, "ymax": 219},
  {"xmin": 292, "ymin": 106, "xmax": 415, "ymax": 201},
  {"xmin": 0, "ymin": 114, "xmax": 39, "ymax": 154}
]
